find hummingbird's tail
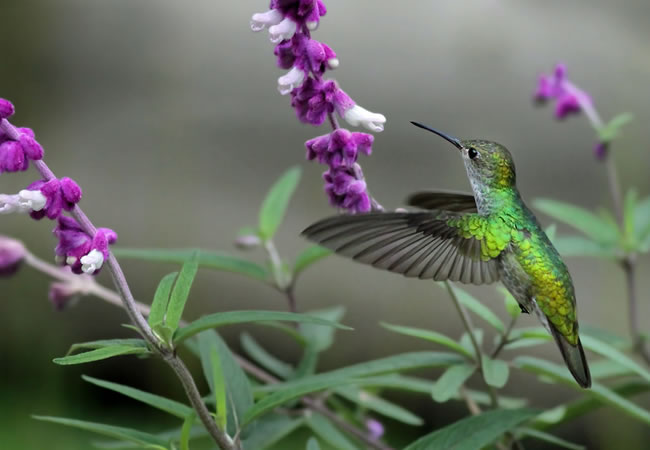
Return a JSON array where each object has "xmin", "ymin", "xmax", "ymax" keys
[{"xmin": 549, "ymin": 326, "xmax": 591, "ymax": 388}]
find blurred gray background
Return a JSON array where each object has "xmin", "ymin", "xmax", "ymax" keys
[{"xmin": 1, "ymin": 0, "xmax": 649, "ymax": 448}]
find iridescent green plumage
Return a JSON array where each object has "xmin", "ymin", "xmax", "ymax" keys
[{"xmin": 302, "ymin": 123, "xmax": 591, "ymax": 388}]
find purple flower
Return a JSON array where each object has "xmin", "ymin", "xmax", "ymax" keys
[
  {"xmin": 49, "ymin": 279, "xmax": 81, "ymax": 311},
  {"xmin": 0, "ymin": 236, "xmax": 26, "ymax": 277},
  {"xmin": 534, "ymin": 63, "xmax": 591, "ymax": 120},
  {"xmin": 271, "ymin": 0, "xmax": 327, "ymax": 29},
  {"xmin": 323, "ymin": 164, "xmax": 371, "ymax": 213},
  {"xmin": 26, "ymin": 177, "xmax": 82, "ymax": 220},
  {"xmin": 0, "ymin": 119, "xmax": 44, "ymax": 173},
  {"xmin": 53, "ymin": 216, "xmax": 117, "ymax": 275},
  {"xmin": 306, "ymin": 128, "xmax": 373, "ymax": 167},
  {"xmin": 365, "ymin": 418, "xmax": 385, "ymax": 441},
  {"xmin": 0, "ymin": 99, "xmax": 15, "ymax": 119}
]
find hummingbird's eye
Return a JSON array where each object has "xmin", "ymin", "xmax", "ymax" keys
[{"xmin": 467, "ymin": 148, "xmax": 479, "ymax": 159}]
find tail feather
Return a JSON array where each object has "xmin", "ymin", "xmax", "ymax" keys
[{"xmin": 549, "ymin": 326, "xmax": 591, "ymax": 388}]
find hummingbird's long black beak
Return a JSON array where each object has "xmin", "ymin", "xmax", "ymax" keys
[{"xmin": 410, "ymin": 122, "xmax": 463, "ymax": 150}]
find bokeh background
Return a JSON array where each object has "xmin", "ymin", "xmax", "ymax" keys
[{"xmin": 2, "ymin": 0, "xmax": 650, "ymax": 448}]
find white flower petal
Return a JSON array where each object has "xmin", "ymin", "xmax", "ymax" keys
[
  {"xmin": 66, "ymin": 256, "xmax": 78, "ymax": 265},
  {"xmin": 343, "ymin": 105, "xmax": 387, "ymax": 132},
  {"xmin": 306, "ymin": 20, "xmax": 319, "ymax": 31},
  {"xmin": 18, "ymin": 189, "xmax": 47, "ymax": 211},
  {"xmin": 80, "ymin": 249, "xmax": 104, "ymax": 274},
  {"xmin": 0, "ymin": 194, "xmax": 21, "ymax": 214},
  {"xmin": 327, "ymin": 58, "xmax": 339, "ymax": 69},
  {"xmin": 250, "ymin": 9, "xmax": 283, "ymax": 32},
  {"xmin": 277, "ymin": 66, "xmax": 305, "ymax": 95},
  {"xmin": 268, "ymin": 17, "xmax": 297, "ymax": 44}
]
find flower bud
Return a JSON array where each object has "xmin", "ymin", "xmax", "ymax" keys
[{"xmin": 0, "ymin": 236, "xmax": 26, "ymax": 277}]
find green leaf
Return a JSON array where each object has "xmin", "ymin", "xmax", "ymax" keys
[
  {"xmin": 180, "ymin": 413, "xmax": 196, "ymax": 450},
  {"xmin": 259, "ymin": 166, "xmax": 301, "ymax": 240},
  {"xmin": 431, "ymin": 363, "xmax": 476, "ymax": 403},
  {"xmin": 113, "ymin": 248, "xmax": 269, "ymax": 282},
  {"xmin": 82, "ymin": 376, "xmax": 192, "ymax": 419},
  {"xmin": 293, "ymin": 245, "xmax": 332, "ymax": 276},
  {"xmin": 241, "ymin": 332, "xmax": 294, "ymax": 379},
  {"xmin": 597, "ymin": 112, "xmax": 634, "ymax": 142},
  {"xmin": 148, "ymin": 272, "xmax": 178, "ymax": 328},
  {"xmin": 175, "ymin": 310, "xmax": 351, "ymax": 344},
  {"xmin": 533, "ymin": 381, "xmax": 650, "ymax": 430},
  {"xmin": 459, "ymin": 329, "xmax": 484, "ymax": 358},
  {"xmin": 517, "ymin": 427, "xmax": 584, "ymax": 450},
  {"xmin": 553, "ymin": 236, "xmax": 617, "ymax": 258},
  {"xmin": 54, "ymin": 345, "xmax": 149, "ymax": 365},
  {"xmin": 403, "ymin": 408, "xmax": 538, "ymax": 450},
  {"xmin": 544, "ymin": 223, "xmax": 557, "ymax": 243},
  {"xmin": 634, "ymin": 195, "xmax": 650, "ymax": 244},
  {"xmin": 445, "ymin": 284, "xmax": 505, "ymax": 334},
  {"xmin": 514, "ymin": 356, "xmax": 650, "ymax": 426},
  {"xmin": 581, "ymin": 325, "xmax": 633, "ymax": 350},
  {"xmin": 580, "ymin": 335, "xmax": 650, "ymax": 383},
  {"xmin": 32, "ymin": 416, "xmax": 168, "ymax": 449},
  {"xmin": 197, "ymin": 330, "xmax": 253, "ymax": 436},
  {"xmin": 242, "ymin": 415, "xmax": 305, "ymax": 450},
  {"xmin": 306, "ymin": 437, "xmax": 321, "ymax": 450},
  {"xmin": 533, "ymin": 199, "xmax": 619, "ymax": 244},
  {"xmin": 589, "ymin": 359, "xmax": 634, "ymax": 380},
  {"xmin": 381, "ymin": 323, "xmax": 474, "ymax": 359},
  {"xmin": 246, "ymin": 352, "xmax": 464, "ymax": 425},
  {"xmin": 66, "ymin": 339, "xmax": 147, "ymax": 355},
  {"xmin": 165, "ymin": 251, "xmax": 199, "ymax": 332},
  {"xmin": 623, "ymin": 189, "xmax": 638, "ymax": 248},
  {"xmin": 300, "ymin": 306, "xmax": 346, "ymax": 353},
  {"xmin": 482, "ymin": 356, "xmax": 510, "ymax": 388},
  {"xmin": 209, "ymin": 347, "xmax": 228, "ymax": 431},
  {"xmin": 335, "ymin": 385, "xmax": 423, "ymax": 426},
  {"xmin": 306, "ymin": 412, "xmax": 358, "ymax": 450}
]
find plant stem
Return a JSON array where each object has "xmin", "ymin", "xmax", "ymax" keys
[{"xmin": 26, "ymin": 155, "xmax": 236, "ymax": 450}]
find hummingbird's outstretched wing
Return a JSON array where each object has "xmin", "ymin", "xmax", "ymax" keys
[
  {"xmin": 406, "ymin": 191, "xmax": 477, "ymax": 213},
  {"xmin": 302, "ymin": 212, "xmax": 501, "ymax": 285}
]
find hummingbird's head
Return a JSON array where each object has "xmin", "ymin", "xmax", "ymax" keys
[{"xmin": 410, "ymin": 122, "xmax": 516, "ymax": 190}]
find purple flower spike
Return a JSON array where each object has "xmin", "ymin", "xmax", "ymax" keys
[
  {"xmin": 324, "ymin": 163, "xmax": 371, "ymax": 213},
  {"xmin": 54, "ymin": 216, "xmax": 117, "ymax": 275},
  {"xmin": 0, "ymin": 141, "xmax": 28, "ymax": 172},
  {"xmin": 533, "ymin": 63, "xmax": 592, "ymax": 120},
  {"xmin": 0, "ymin": 99, "xmax": 15, "ymax": 120},
  {"xmin": 271, "ymin": 0, "xmax": 327, "ymax": 30},
  {"xmin": 26, "ymin": 177, "xmax": 82, "ymax": 220},
  {"xmin": 306, "ymin": 128, "xmax": 373, "ymax": 167},
  {"xmin": 49, "ymin": 280, "xmax": 80, "ymax": 311},
  {"xmin": 0, "ymin": 124, "xmax": 44, "ymax": 172},
  {"xmin": 0, "ymin": 235, "xmax": 26, "ymax": 277}
]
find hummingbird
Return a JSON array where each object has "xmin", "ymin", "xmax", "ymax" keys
[{"xmin": 302, "ymin": 122, "xmax": 591, "ymax": 388}]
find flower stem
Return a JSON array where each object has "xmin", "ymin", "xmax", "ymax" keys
[{"xmin": 27, "ymin": 157, "xmax": 236, "ymax": 449}]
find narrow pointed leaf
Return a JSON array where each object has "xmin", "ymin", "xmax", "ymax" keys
[
  {"xmin": 241, "ymin": 332, "xmax": 294, "ymax": 379},
  {"xmin": 165, "ymin": 251, "xmax": 199, "ymax": 332},
  {"xmin": 335, "ymin": 385, "xmax": 423, "ymax": 426},
  {"xmin": 533, "ymin": 199, "xmax": 619, "ymax": 244},
  {"xmin": 634, "ymin": 195, "xmax": 650, "ymax": 242},
  {"xmin": 246, "ymin": 352, "xmax": 464, "ymax": 425},
  {"xmin": 482, "ymin": 357, "xmax": 510, "ymax": 388},
  {"xmin": 445, "ymin": 284, "xmax": 505, "ymax": 334},
  {"xmin": 514, "ymin": 356, "xmax": 650, "ymax": 426},
  {"xmin": 209, "ymin": 347, "xmax": 228, "ymax": 431},
  {"xmin": 55, "ymin": 346, "xmax": 149, "ymax": 365},
  {"xmin": 553, "ymin": 236, "xmax": 616, "ymax": 258},
  {"xmin": 432, "ymin": 363, "xmax": 476, "ymax": 403},
  {"xmin": 175, "ymin": 310, "xmax": 351, "ymax": 344},
  {"xmin": 32, "ymin": 416, "xmax": 168, "ymax": 449},
  {"xmin": 597, "ymin": 112, "xmax": 634, "ymax": 142},
  {"xmin": 623, "ymin": 189, "xmax": 638, "ymax": 248},
  {"xmin": 242, "ymin": 415, "xmax": 305, "ymax": 450},
  {"xmin": 67, "ymin": 339, "xmax": 147, "ymax": 355},
  {"xmin": 589, "ymin": 359, "xmax": 633, "ymax": 380},
  {"xmin": 533, "ymin": 381, "xmax": 650, "ymax": 430},
  {"xmin": 517, "ymin": 427, "xmax": 585, "ymax": 450},
  {"xmin": 82, "ymin": 375, "xmax": 192, "ymax": 419},
  {"xmin": 198, "ymin": 330, "xmax": 253, "ymax": 436},
  {"xmin": 293, "ymin": 245, "xmax": 332, "ymax": 275},
  {"xmin": 300, "ymin": 306, "xmax": 346, "ymax": 353},
  {"xmin": 306, "ymin": 412, "xmax": 358, "ymax": 450},
  {"xmin": 403, "ymin": 408, "xmax": 538, "ymax": 450},
  {"xmin": 180, "ymin": 413, "xmax": 195, "ymax": 450},
  {"xmin": 381, "ymin": 323, "xmax": 474, "ymax": 358},
  {"xmin": 148, "ymin": 272, "xmax": 177, "ymax": 327},
  {"xmin": 259, "ymin": 166, "xmax": 301, "ymax": 240},
  {"xmin": 113, "ymin": 248, "xmax": 269, "ymax": 282}
]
